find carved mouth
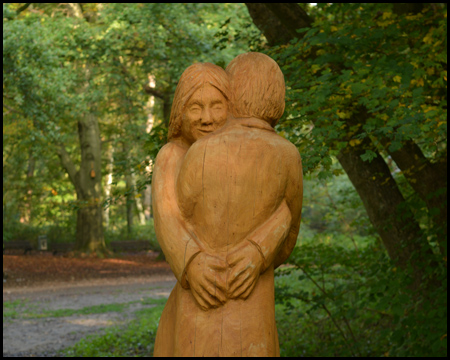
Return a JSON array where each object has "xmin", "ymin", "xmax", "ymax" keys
[{"xmin": 197, "ymin": 129, "xmax": 212, "ymax": 135}]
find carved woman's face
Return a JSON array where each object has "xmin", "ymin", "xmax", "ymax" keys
[{"xmin": 181, "ymin": 83, "xmax": 228, "ymax": 145}]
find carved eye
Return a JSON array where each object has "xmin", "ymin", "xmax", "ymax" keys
[{"xmin": 190, "ymin": 105, "xmax": 201, "ymax": 113}]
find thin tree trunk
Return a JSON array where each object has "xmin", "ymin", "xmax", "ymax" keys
[
  {"xmin": 104, "ymin": 140, "xmax": 114, "ymax": 229},
  {"xmin": 24, "ymin": 151, "xmax": 35, "ymax": 223},
  {"xmin": 123, "ymin": 142, "xmax": 134, "ymax": 238},
  {"xmin": 131, "ymin": 173, "xmax": 146, "ymax": 225},
  {"xmin": 144, "ymin": 85, "xmax": 156, "ymax": 220}
]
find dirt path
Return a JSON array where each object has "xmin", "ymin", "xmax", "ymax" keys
[{"xmin": 3, "ymin": 254, "xmax": 176, "ymax": 357}]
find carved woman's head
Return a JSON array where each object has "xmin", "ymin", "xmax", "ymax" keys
[
  {"xmin": 226, "ymin": 52, "xmax": 285, "ymax": 127},
  {"xmin": 168, "ymin": 63, "xmax": 230, "ymax": 145}
]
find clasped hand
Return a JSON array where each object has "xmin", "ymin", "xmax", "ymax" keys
[{"xmin": 185, "ymin": 241, "xmax": 263, "ymax": 311}]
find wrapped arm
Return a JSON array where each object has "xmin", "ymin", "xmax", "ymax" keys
[
  {"xmin": 245, "ymin": 199, "xmax": 292, "ymax": 273},
  {"xmin": 274, "ymin": 150, "xmax": 303, "ymax": 268},
  {"xmin": 152, "ymin": 143, "xmax": 203, "ymax": 288}
]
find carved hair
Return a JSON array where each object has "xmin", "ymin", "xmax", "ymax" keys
[
  {"xmin": 168, "ymin": 63, "xmax": 230, "ymax": 142},
  {"xmin": 226, "ymin": 52, "xmax": 285, "ymax": 126}
]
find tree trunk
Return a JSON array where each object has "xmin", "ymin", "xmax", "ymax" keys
[
  {"xmin": 125, "ymin": 172, "xmax": 134, "ymax": 238},
  {"xmin": 144, "ymin": 92, "xmax": 156, "ymax": 220},
  {"xmin": 57, "ymin": 113, "xmax": 106, "ymax": 253},
  {"xmin": 76, "ymin": 113, "xmax": 105, "ymax": 252},
  {"xmin": 162, "ymin": 94, "xmax": 171, "ymax": 128},
  {"xmin": 24, "ymin": 151, "xmax": 35, "ymax": 223},
  {"xmin": 337, "ymin": 111, "xmax": 432, "ymax": 285},
  {"xmin": 104, "ymin": 140, "xmax": 114, "ymax": 229},
  {"xmin": 76, "ymin": 204, "xmax": 104, "ymax": 252},
  {"xmin": 383, "ymin": 139, "xmax": 447, "ymax": 255},
  {"xmin": 131, "ymin": 172, "xmax": 146, "ymax": 225}
]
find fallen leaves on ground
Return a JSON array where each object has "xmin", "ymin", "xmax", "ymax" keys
[{"xmin": 3, "ymin": 251, "xmax": 171, "ymax": 288}]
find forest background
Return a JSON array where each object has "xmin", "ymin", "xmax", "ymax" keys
[{"xmin": 3, "ymin": 3, "xmax": 447, "ymax": 357}]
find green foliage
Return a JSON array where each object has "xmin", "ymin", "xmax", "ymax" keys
[
  {"xmin": 63, "ymin": 302, "xmax": 165, "ymax": 357},
  {"xmin": 272, "ymin": 3, "xmax": 447, "ymax": 177},
  {"xmin": 270, "ymin": 4, "xmax": 447, "ymax": 356},
  {"xmin": 3, "ymin": 220, "xmax": 75, "ymax": 246},
  {"xmin": 276, "ymin": 240, "xmax": 447, "ymax": 357},
  {"xmin": 104, "ymin": 220, "xmax": 161, "ymax": 252},
  {"xmin": 3, "ymin": 4, "xmax": 447, "ymax": 357},
  {"xmin": 3, "ymin": 3, "xmax": 255, "ymax": 239}
]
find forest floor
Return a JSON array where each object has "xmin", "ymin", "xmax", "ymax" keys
[{"xmin": 3, "ymin": 252, "xmax": 176, "ymax": 357}]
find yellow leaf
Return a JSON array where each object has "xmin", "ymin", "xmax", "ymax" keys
[
  {"xmin": 349, "ymin": 139, "xmax": 362, "ymax": 147},
  {"xmin": 393, "ymin": 75, "xmax": 402, "ymax": 83},
  {"xmin": 427, "ymin": 68, "xmax": 435, "ymax": 75},
  {"xmin": 331, "ymin": 26, "xmax": 338, "ymax": 32},
  {"xmin": 135, "ymin": 193, "xmax": 142, "ymax": 198},
  {"xmin": 337, "ymin": 111, "xmax": 347, "ymax": 119}
]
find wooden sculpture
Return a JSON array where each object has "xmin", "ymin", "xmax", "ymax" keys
[{"xmin": 152, "ymin": 53, "xmax": 303, "ymax": 357}]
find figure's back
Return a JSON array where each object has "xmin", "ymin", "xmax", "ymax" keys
[{"xmin": 177, "ymin": 118, "xmax": 298, "ymax": 255}]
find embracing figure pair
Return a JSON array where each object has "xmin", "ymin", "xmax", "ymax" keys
[{"xmin": 152, "ymin": 52, "xmax": 303, "ymax": 357}]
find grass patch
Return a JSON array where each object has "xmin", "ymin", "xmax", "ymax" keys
[
  {"xmin": 3, "ymin": 299, "xmax": 28, "ymax": 320},
  {"xmin": 62, "ymin": 303, "xmax": 165, "ymax": 357},
  {"xmin": 3, "ymin": 297, "xmax": 166, "ymax": 320}
]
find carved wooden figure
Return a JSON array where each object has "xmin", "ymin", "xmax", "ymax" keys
[{"xmin": 153, "ymin": 53, "xmax": 303, "ymax": 357}]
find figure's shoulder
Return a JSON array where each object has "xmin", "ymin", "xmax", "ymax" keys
[
  {"xmin": 155, "ymin": 142, "xmax": 188, "ymax": 166},
  {"xmin": 271, "ymin": 134, "xmax": 302, "ymax": 163}
]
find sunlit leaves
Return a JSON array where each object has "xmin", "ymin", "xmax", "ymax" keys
[{"xmin": 271, "ymin": 3, "xmax": 446, "ymax": 179}]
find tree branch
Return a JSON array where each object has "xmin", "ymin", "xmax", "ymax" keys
[
  {"xmin": 16, "ymin": 3, "xmax": 31, "ymax": 15},
  {"xmin": 264, "ymin": 3, "xmax": 313, "ymax": 37},
  {"xmin": 3, "ymin": 103, "xmax": 23, "ymax": 115},
  {"xmin": 142, "ymin": 83, "xmax": 165, "ymax": 100},
  {"xmin": 56, "ymin": 144, "xmax": 82, "ymax": 197}
]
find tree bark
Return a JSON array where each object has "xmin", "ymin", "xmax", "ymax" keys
[
  {"xmin": 76, "ymin": 113, "xmax": 105, "ymax": 252},
  {"xmin": 125, "ymin": 172, "xmax": 134, "ymax": 238},
  {"xmin": 245, "ymin": 3, "xmax": 438, "ymax": 287},
  {"xmin": 57, "ymin": 113, "xmax": 106, "ymax": 253},
  {"xmin": 338, "ymin": 109, "xmax": 433, "ymax": 286},
  {"xmin": 245, "ymin": 3, "xmax": 293, "ymax": 46},
  {"xmin": 383, "ymin": 139, "xmax": 447, "ymax": 255}
]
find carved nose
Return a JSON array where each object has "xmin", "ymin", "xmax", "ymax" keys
[{"xmin": 201, "ymin": 110, "xmax": 213, "ymax": 125}]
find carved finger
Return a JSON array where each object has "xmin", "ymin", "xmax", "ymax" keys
[
  {"xmin": 230, "ymin": 274, "xmax": 256, "ymax": 299},
  {"xmin": 226, "ymin": 251, "xmax": 244, "ymax": 267},
  {"xmin": 202, "ymin": 275, "xmax": 226, "ymax": 303},
  {"xmin": 206, "ymin": 256, "xmax": 228, "ymax": 272},
  {"xmin": 238, "ymin": 279, "xmax": 257, "ymax": 300},
  {"xmin": 227, "ymin": 264, "xmax": 247, "ymax": 288},
  {"xmin": 204, "ymin": 272, "xmax": 227, "ymax": 294},
  {"xmin": 228, "ymin": 267, "xmax": 250, "ymax": 293},
  {"xmin": 191, "ymin": 287, "xmax": 211, "ymax": 311},
  {"xmin": 199, "ymin": 283, "xmax": 222, "ymax": 307}
]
